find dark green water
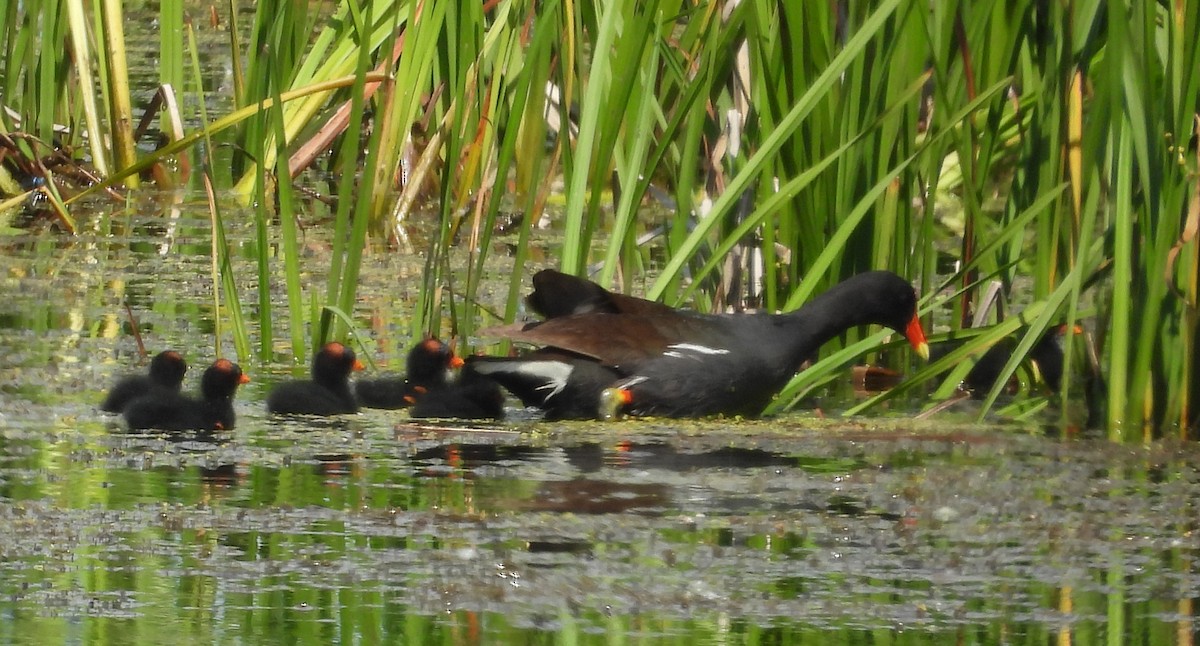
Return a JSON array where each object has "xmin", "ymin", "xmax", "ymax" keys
[{"xmin": 1, "ymin": 204, "xmax": 1198, "ymax": 645}]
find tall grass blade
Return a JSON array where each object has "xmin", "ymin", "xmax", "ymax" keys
[
  {"xmin": 64, "ymin": 0, "xmax": 108, "ymax": 175},
  {"xmin": 189, "ymin": 23, "xmax": 250, "ymax": 360},
  {"xmin": 97, "ymin": 0, "xmax": 137, "ymax": 184},
  {"xmin": 269, "ymin": 54, "xmax": 307, "ymax": 362},
  {"xmin": 559, "ymin": 0, "xmax": 630, "ymax": 275}
]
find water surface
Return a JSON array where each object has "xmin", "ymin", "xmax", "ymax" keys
[{"xmin": 1, "ymin": 205, "xmax": 1197, "ymax": 645}]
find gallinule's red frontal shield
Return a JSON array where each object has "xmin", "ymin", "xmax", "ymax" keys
[{"xmin": 469, "ymin": 270, "xmax": 928, "ymax": 419}]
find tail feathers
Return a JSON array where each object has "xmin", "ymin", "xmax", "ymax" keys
[{"xmin": 467, "ymin": 357, "xmax": 574, "ymax": 408}]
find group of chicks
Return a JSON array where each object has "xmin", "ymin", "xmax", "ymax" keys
[{"xmin": 101, "ymin": 339, "xmax": 502, "ymax": 432}]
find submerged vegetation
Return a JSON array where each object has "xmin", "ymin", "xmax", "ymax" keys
[{"xmin": 0, "ymin": 0, "xmax": 1197, "ymax": 438}]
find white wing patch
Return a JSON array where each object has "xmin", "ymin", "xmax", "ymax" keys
[{"xmin": 663, "ymin": 343, "xmax": 730, "ymax": 359}]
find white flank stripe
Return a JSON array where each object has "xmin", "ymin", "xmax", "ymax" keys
[
  {"xmin": 616, "ymin": 376, "xmax": 648, "ymax": 389},
  {"xmin": 665, "ymin": 343, "xmax": 729, "ymax": 356}
]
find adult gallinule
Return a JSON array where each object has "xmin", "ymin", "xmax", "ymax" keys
[
  {"xmin": 355, "ymin": 338, "xmax": 464, "ymax": 409},
  {"xmin": 123, "ymin": 359, "xmax": 249, "ymax": 431},
  {"xmin": 101, "ymin": 350, "xmax": 188, "ymax": 413},
  {"xmin": 267, "ymin": 341, "xmax": 365, "ymax": 415},
  {"xmin": 468, "ymin": 269, "xmax": 929, "ymax": 419}
]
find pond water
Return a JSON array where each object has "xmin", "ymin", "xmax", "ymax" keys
[{"xmin": 1, "ymin": 201, "xmax": 1198, "ymax": 645}]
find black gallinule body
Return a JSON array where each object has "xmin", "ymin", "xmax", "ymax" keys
[
  {"xmin": 101, "ymin": 350, "xmax": 188, "ymax": 413},
  {"xmin": 123, "ymin": 359, "xmax": 249, "ymax": 431},
  {"xmin": 355, "ymin": 338, "xmax": 463, "ymax": 409},
  {"xmin": 267, "ymin": 342, "xmax": 364, "ymax": 415},
  {"xmin": 468, "ymin": 269, "xmax": 929, "ymax": 419}
]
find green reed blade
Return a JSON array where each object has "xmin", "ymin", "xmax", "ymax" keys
[
  {"xmin": 64, "ymin": 0, "xmax": 108, "ymax": 175},
  {"xmin": 189, "ymin": 23, "xmax": 249, "ymax": 361},
  {"xmin": 322, "ymin": 0, "xmax": 376, "ymax": 347},
  {"xmin": 227, "ymin": 0, "xmax": 246, "ymax": 106},
  {"xmin": 158, "ymin": 0, "xmax": 182, "ymax": 89},
  {"xmin": 559, "ymin": 0, "xmax": 628, "ymax": 275},
  {"xmin": 269, "ymin": 52, "xmax": 306, "ymax": 363},
  {"xmin": 96, "ymin": 0, "xmax": 137, "ymax": 183},
  {"xmin": 320, "ymin": 305, "xmax": 375, "ymax": 371},
  {"xmin": 598, "ymin": 20, "xmax": 662, "ymax": 284}
]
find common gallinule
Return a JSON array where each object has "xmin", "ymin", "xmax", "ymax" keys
[
  {"xmin": 468, "ymin": 269, "xmax": 929, "ymax": 419},
  {"xmin": 355, "ymin": 338, "xmax": 464, "ymax": 409},
  {"xmin": 101, "ymin": 350, "xmax": 188, "ymax": 413},
  {"xmin": 123, "ymin": 359, "xmax": 249, "ymax": 431},
  {"xmin": 267, "ymin": 341, "xmax": 365, "ymax": 415}
]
